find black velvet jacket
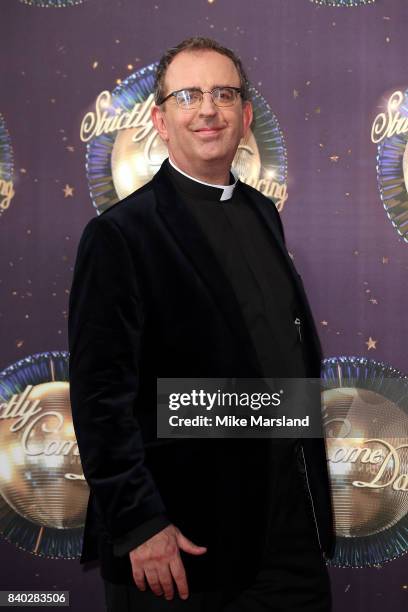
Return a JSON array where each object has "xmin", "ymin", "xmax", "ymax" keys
[{"xmin": 68, "ymin": 159, "xmax": 335, "ymax": 592}]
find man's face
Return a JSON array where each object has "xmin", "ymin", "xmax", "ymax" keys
[{"xmin": 151, "ymin": 49, "xmax": 253, "ymax": 179}]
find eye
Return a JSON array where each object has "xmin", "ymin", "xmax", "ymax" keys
[
  {"xmin": 177, "ymin": 89, "xmax": 202, "ymax": 106},
  {"xmin": 215, "ymin": 88, "xmax": 235, "ymax": 102}
]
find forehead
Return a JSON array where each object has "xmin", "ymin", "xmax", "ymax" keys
[{"xmin": 164, "ymin": 49, "xmax": 240, "ymax": 92}]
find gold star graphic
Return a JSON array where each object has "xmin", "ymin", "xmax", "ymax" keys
[
  {"xmin": 366, "ymin": 336, "xmax": 377, "ymax": 350},
  {"xmin": 329, "ymin": 155, "xmax": 339, "ymax": 162},
  {"xmin": 63, "ymin": 184, "xmax": 74, "ymax": 198},
  {"xmin": 321, "ymin": 320, "xmax": 328, "ymax": 326}
]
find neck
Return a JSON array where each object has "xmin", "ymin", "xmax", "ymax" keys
[{"xmin": 169, "ymin": 154, "xmax": 231, "ymax": 186}]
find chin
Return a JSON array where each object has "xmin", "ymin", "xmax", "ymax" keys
[{"xmin": 197, "ymin": 147, "xmax": 229, "ymax": 163}]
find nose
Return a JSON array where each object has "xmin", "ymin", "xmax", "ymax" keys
[{"xmin": 199, "ymin": 92, "xmax": 218, "ymax": 116}]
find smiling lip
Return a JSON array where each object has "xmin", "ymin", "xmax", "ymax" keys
[{"xmin": 194, "ymin": 127, "xmax": 224, "ymax": 135}]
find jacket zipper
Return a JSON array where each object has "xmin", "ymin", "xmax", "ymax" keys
[
  {"xmin": 294, "ymin": 316, "xmax": 302, "ymax": 342},
  {"xmin": 300, "ymin": 445, "xmax": 322, "ymax": 549}
]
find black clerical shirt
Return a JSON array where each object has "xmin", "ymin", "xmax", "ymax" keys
[{"xmin": 164, "ymin": 158, "xmax": 308, "ymax": 379}]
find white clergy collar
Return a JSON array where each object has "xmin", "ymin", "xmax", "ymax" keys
[{"xmin": 168, "ymin": 157, "xmax": 238, "ymax": 201}]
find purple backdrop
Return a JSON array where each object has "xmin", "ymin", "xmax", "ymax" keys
[{"xmin": 1, "ymin": 0, "xmax": 408, "ymax": 610}]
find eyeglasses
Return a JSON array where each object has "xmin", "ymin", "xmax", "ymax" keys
[{"xmin": 158, "ymin": 86, "xmax": 242, "ymax": 109}]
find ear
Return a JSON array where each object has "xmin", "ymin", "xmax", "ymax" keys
[
  {"xmin": 242, "ymin": 100, "xmax": 253, "ymax": 137},
  {"xmin": 151, "ymin": 105, "xmax": 169, "ymax": 142}
]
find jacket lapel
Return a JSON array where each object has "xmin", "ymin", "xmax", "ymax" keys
[
  {"xmin": 239, "ymin": 183, "xmax": 303, "ymax": 286},
  {"xmin": 152, "ymin": 162, "xmax": 262, "ymax": 374},
  {"xmin": 240, "ymin": 183, "xmax": 323, "ymax": 361}
]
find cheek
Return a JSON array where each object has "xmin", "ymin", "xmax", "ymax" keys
[
  {"xmin": 225, "ymin": 114, "xmax": 243, "ymax": 134},
  {"xmin": 171, "ymin": 119, "xmax": 194, "ymax": 141}
]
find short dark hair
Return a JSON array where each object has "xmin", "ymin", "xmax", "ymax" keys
[{"xmin": 154, "ymin": 36, "xmax": 251, "ymax": 105}]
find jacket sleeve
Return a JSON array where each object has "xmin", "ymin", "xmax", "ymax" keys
[
  {"xmin": 111, "ymin": 514, "xmax": 171, "ymax": 557},
  {"xmin": 68, "ymin": 214, "xmax": 169, "ymax": 555}
]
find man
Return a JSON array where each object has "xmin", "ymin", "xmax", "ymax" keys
[{"xmin": 68, "ymin": 37, "xmax": 335, "ymax": 611}]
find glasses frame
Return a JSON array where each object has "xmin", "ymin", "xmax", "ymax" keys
[{"xmin": 157, "ymin": 86, "xmax": 242, "ymax": 109}]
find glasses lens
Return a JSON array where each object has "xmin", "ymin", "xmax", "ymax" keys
[
  {"xmin": 213, "ymin": 87, "xmax": 237, "ymax": 106},
  {"xmin": 176, "ymin": 89, "xmax": 202, "ymax": 108}
]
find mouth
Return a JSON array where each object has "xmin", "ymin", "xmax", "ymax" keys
[{"xmin": 193, "ymin": 127, "xmax": 224, "ymax": 137}]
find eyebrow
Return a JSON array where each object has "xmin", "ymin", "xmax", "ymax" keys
[{"xmin": 175, "ymin": 84, "xmax": 239, "ymax": 91}]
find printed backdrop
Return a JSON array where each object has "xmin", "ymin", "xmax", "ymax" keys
[{"xmin": 1, "ymin": 0, "xmax": 408, "ymax": 610}]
